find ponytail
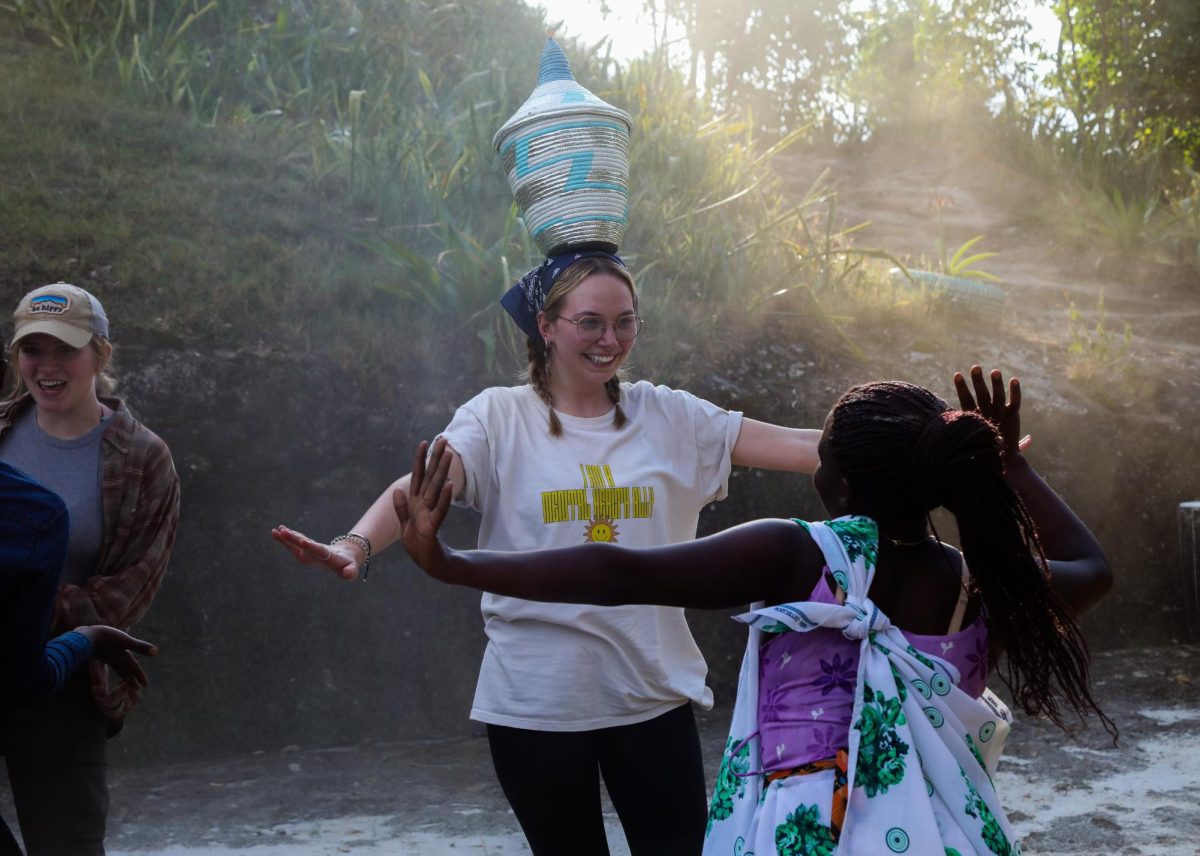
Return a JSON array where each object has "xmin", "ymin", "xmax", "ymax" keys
[{"xmin": 917, "ymin": 412, "xmax": 1113, "ymax": 733}]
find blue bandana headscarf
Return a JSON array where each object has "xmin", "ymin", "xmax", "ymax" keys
[{"xmin": 499, "ymin": 250, "xmax": 625, "ymax": 341}]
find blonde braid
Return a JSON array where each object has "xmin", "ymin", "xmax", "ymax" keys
[
  {"xmin": 526, "ymin": 337, "xmax": 563, "ymax": 437},
  {"xmin": 605, "ymin": 375, "xmax": 627, "ymax": 429}
]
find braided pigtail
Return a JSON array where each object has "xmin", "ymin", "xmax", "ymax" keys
[
  {"xmin": 526, "ymin": 337, "xmax": 563, "ymax": 437},
  {"xmin": 605, "ymin": 375, "xmax": 627, "ymax": 429}
]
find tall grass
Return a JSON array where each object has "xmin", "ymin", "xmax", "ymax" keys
[
  {"xmin": 588, "ymin": 51, "xmax": 929, "ymax": 372},
  {"xmin": 1, "ymin": 0, "xmax": 906, "ymax": 379},
  {"xmin": 984, "ymin": 106, "xmax": 1200, "ymax": 281}
]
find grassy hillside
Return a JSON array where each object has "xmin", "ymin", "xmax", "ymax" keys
[
  {"xmin": 2, "ymin": 0, "xmax": 1191, "ymax": 418},
  {"xmin": 0, "ymin": 36, "xmax": 443, "ymax": 388},
  {"xmin": 1, "ymin": 1, "xmax": 925, "ymax": 395}
]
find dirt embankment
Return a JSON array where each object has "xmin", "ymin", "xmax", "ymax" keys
[{"xmin": 735, "ymin": 141, "xmax": 1200, "ymax": 653}]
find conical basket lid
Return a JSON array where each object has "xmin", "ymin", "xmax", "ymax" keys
[{"xmin": 493, "ymin": 38, "xmax": 631, "ymax": 149}]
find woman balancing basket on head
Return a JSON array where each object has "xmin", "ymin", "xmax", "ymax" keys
[{"xmin": 275, "ymin": 36, "xmax": 827, "ymax": 855}]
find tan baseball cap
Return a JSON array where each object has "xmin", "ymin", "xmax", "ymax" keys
[{"xmin": 12, "ymin": 283, "xmax": 109, "ymax": 349}]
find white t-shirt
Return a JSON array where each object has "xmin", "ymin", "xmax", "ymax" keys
[{"xmin": 440, "ymin": 380, "xmax": 743, "ymax": 731}]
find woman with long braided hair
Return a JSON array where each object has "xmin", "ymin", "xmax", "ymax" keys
[
  {"xmin": 394, "ymin": 366, "xmax": 1112, "ymax": 855},
  {"xmin": 273, "ymin": 251, "xmax": 823, "ymax": 854},
  {"xmin": 824, "ymin": 377, "xmax": 1108, "ymax": 732}
]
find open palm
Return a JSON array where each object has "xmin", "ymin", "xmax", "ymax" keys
[
  {"xmin": 393, "ymin": 439, "xmax": 454, "ymax": 576},
  {"xmin": 954, "ymin": 365, "xmax": 1023, "ymax": 455}
]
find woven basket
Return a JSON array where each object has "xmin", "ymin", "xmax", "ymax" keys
[{"xmin": 494, "ymin": 39, "xmax": 632, "ymax": 255}]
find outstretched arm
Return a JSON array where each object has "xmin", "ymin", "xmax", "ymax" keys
[
  {"xmin": 955, "ymin": 366, "xmax": 1112, "ymax": 616},
  {"xmin": 272, "ymin": 448, "xmax": 467, "ymax": 581},
  {"xmin": 731, "ymin": 419, "xmax": 821, "ymax": 475},
  {"xmin": 395, "ymin": 439, "xmax": 823, "ymax": 609}
]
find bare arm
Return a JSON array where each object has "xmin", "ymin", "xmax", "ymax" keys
[
  {"xmin": 1004, "ymin": 452, "xmax": 1112, "ymax": 615},
  {"xmin": 272, "ymin": 446, "xmax": 466, "ymax": 580},
  {"xmin": 955, "ymin": 367, "xmax": 1112, "ymax": 616},
  {"xmin": 395, "ymin": 440, "xmax": 824, "ymax": 609},
  {"xmin": 431, "ymin": 521, "xmax": 814, "ymax": 609},
  {"xmin": 731, "ymin": 418, "xmax": 821, "ymax": 474}
]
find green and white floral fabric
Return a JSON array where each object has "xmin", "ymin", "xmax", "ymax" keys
[{"xmin": 704, "ymin": 515, "xmax": 1018, "ymax": 856}]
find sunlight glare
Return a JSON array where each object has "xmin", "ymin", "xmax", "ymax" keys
[
  {"xmin": 534, "ymin": 0, "xmax": 1063, "ymax": 68},
  {"xmin": 534, "ymin": 0, "xmax": 660, "ymax": 62}
]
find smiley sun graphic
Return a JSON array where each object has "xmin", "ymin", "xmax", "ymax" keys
[{"xmin": 583, "ymin": 516, "xmax": 619, "ymax": 543}]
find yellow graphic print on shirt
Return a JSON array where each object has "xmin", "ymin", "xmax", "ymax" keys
[
  {"xmin": 539, "ymin": 463, "xmax": 656, "ymax": 543},
  {"xmin": 584, "ymin": 517, "xmax": 618, "ymax": 542}
]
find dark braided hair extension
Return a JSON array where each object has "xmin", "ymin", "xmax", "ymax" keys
[
  {"xmin": 524, "ymin": 256, "xmax": 635, "ymax": 438},
  {"xmin": 828, "ymin": 380, "xmax": 1113, "ymax": 735}
]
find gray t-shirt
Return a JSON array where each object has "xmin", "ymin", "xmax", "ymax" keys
[{"xmin": 0, "ymin": 407, "xmax": 105, "ymax": 585}]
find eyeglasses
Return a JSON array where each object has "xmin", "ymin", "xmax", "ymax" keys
[{"xmin": 558, "ymin": 314, "xmax": 644, "ymax": 342}]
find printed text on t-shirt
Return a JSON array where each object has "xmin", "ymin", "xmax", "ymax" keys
[{"xmin": 539, "ymin": 464, "xmax": 656, "ymax": 537}]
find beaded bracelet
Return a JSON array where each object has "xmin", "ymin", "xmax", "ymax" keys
[{"xmin": 331, "ymin": 533, "xmax": 372, "ymax": 581}]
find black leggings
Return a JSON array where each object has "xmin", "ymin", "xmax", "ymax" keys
[{"xmin": 486, "ymin": 702, "xmax": 707, "ymax": 856}]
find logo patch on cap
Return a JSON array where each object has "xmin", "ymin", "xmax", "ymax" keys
[{"xmin": 30, "ymin": 294, "xmax": 71, "ymax": 315}]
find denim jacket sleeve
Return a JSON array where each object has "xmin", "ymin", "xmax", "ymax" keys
[{"xmin": 0, "ymin": 462, "xmax": 72, "ymax": 712}]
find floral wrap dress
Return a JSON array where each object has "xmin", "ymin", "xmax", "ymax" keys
[{"xmin": 704, "ymin": 516, "xmax": 1020, "ymax": 856}]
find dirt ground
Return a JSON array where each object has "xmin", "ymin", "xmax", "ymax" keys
[{"xmin": 2, "ymin": 643, "xmax": 1194, "ymax": 854}]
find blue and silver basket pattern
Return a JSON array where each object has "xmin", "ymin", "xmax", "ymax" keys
[{"xmin": 494, "ymin": 38, "xmax": 632, "ymax": 255}]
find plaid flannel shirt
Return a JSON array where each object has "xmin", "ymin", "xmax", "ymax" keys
[{"xmin": 0, "ymin": 395, "xmax": 180, "ymax": 727}]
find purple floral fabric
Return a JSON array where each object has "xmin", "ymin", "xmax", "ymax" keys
[{"xmin": 757, "ymin": 570, "xmax": 987, "ymax": 771}]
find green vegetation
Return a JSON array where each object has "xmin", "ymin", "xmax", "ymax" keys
[
  {"xmin": 0, "ymin": 0, "xmax": 1193, "ymax": 389},
  {"xmin": 1, "ymin": 0, "xmax": 909, "ymax": 386},
  {"xmin": 941, "ymin": 236, "xmax": 1000, "ymax": 282},
  {"xmin": 1065, "ymin": 291, "xmax": 1139, "ymax": 406},
  {"xmin": 663, "ymin": 0, "xmax": 1200, "ymax": 279},
  {"xmin": 1, "ymin": 0, "xmax": 549, "ymax": 383},
  {"xmin": 928, "ymin": 195, "xmax": 1000, "ymax": 282},
  {"xmin": 0, "ymin": 40, "xmax": 417, "ymax": 389}
]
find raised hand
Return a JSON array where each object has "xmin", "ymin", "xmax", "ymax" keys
[
  {"xmin": 76, "ymin": 625, "xmax": 158, "ymax": 689},
  {"xmin": 393, "ymin": 438, "xmax": 454, "ymax": 578},
  {"xmin": 954, "ymin": 365, "xmax": 1028, "ymax": 455},
  {"xmin": 271, "ymin": 525, "xmax": 360, "ymax": 581}
]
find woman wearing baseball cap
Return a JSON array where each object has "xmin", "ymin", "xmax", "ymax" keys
[{"xmin": 0, "ymin": 283, "xmax": 180, "ymax": 855}]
